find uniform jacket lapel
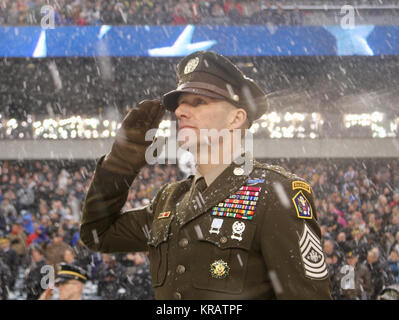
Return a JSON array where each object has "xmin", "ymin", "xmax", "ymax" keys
[{"xmin": 176, "ymin": 154, "xmax": 255, "ymax": 228}]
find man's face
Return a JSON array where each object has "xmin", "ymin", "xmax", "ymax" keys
[
  {"xmin": 174, "ymin": 93, "xmax": 235, "ymax": 148},
  {"xmin": 57, "ymin": 280, "xmax": 83, "ymax": 300},
  {"xmin": 0, "ymin": 241, "xmax": 9, "ymax": 250}
]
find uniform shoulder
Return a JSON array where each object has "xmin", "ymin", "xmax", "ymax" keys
[
  {"xmin": 156, "ymin": 176, "xmax": 194, "ymax": 198},
  {"xmin": 254, "ymin": 161, "xmax": 304, "ymax": 182}
]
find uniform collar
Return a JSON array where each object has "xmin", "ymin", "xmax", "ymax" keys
[
  {"xmin": 177, "ymin": 151, "xmax": 255, "ymax": 228},
  {"xmin": 193, "ymin": 148, "xmax": 248, "ymax": 187}
]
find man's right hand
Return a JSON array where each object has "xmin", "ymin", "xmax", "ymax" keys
[{"xmin": 102, "ymin": 100, "xmax": 165, "ymax": 175}]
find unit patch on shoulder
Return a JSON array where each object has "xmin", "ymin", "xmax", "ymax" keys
[
  {"xmin": 292, "ymin": 180, "xmax": 312, "ymax": 194},
  {"xmin": 292, "ymin": 191, "xmax": 313, "ymax": 219},
  {"xmin": 299, "ymin": 223, "xmax": 328, "ymax": 280}
]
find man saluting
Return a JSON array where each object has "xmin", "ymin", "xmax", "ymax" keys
[{"xmin": 80, "ymin": 51, "xmax": 332, "ymax": 300}]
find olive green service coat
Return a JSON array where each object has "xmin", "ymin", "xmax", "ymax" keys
[{"xmin": 80, "ymin": 155, "xmax": 332, "ymax": 300}]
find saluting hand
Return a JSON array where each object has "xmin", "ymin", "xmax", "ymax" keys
[
  {"xmin": 38, "ymin": 288, "xmax": 53, "ymax": 300},
  {"xmin": 103, "ymin": 100, "xmax": 165, "ymax": 175}
]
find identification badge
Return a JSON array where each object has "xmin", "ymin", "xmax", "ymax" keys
[{"xmin": 209, "ymin": 218, "xmax": 224, "ymax": 235}]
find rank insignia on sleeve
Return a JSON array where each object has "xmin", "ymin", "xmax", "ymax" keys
[
  {"xmin": 158, "ymin": 211, "xmax": 171, "ymax": 219},
  {"xmin": 299, "ymin": 223, "xmax": 328, "ymax": 280},
  {"xmin": 292, "ymin": 181, "xmax": 312, "ymax": 194},
  {"xmin": 292, "ymin": 191, "xmax": 313, "ymax": 219},
  {"xmin": 210, "ymin": 259, "xmax": 230, "ymax": 279}
]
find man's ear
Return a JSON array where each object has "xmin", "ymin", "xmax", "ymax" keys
[{"xmin": 228, "ymin": 108, "xmax": 248, "ymax": 130}]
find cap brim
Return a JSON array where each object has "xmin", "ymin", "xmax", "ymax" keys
[{"xmin": 162, "ymin": 87, "xmax": 225, "ymax": 112}]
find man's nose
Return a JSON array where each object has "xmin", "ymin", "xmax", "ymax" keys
[{"xmin": 174, "ymin": 102, "xmax": 191, "ymax": 120}]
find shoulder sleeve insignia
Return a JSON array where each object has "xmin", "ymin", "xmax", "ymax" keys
[
  {"xmin": 292, "ymin": 180, "xmax": 312, "ymax": 194},
  {"xmin": 292, "ymin": 191, "xmax": 313, "ymax": 219},
  {"xmin": 299, "ymin": 223, "xmax": 329, "ymax": 280}
]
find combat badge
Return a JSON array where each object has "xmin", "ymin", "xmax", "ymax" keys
[
  {"xmin": 292, "ymin": 191, "xmax": 313, "ymax": 219},
  {"xmin": 210, "ymin": 260, "xmax": 230, "ymax": 279},
  {"xmin": 231, "ymin": 221, "xmax": 245, "ymax": 241},
  {"xmin": 299, "ymin": 223, "xmax": 328, "ymax": 280}
]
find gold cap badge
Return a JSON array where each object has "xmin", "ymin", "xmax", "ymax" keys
[{"xmin": 184, "ymin": 57, "xmax": 200, "ymax": 74}]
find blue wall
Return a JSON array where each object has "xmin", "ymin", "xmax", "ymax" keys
[{"xmin": 0, "ymin": 25, "xmax": 398, "ymax": 58}]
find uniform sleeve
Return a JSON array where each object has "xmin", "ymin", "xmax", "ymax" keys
[
  {"xmin": 260, "ymin": 176, "xmax": 332, "ymax": 300},
  {"xmin": 80, "ymin": 156, "xmax": 165, "ymax": 253}
]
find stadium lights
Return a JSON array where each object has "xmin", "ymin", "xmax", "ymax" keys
[{"xmin": 0, "ymin": 112, "xmax": 396, "ymax": 140}]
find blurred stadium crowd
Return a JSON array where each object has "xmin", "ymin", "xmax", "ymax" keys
[
  {"xmin": 0, "ymin": 0, "xmax": 397, "ymax": 27},
  {"xmin": 0, "ymin": 0, "xmax": 304, "ymax": 26},
  {"xmin": 0, "ymin": 157, "xmax": 398, "ymax": 299},
  {"xmin": 0, "ymin": 159, "xmax": 184, "ymax": 299}
]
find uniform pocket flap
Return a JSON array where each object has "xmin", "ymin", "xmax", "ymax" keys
[
  {"xmin": 148, "ymin": 216, "xmax": 173, "ymax": 247},
  {"xmin": 196, "ymin": 215, "xmax": 256, "ymax": 251}
]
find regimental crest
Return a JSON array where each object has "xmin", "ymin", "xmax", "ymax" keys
[
  {"xmin": 299, "ymin": 223, "xmax": 328, "ymax": 280},
  {"xmin": 184, "ymin": 57, "xmax": 200, "ymax": 74},
  {"xmin": 292, "ymin": 190, "xmax": 313, "ymax": 219}
]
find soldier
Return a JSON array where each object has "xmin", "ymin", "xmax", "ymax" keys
[
  {"xmin": 39, "ymin": 262, "xmax": 88, "ymax": 300},
  {"xmin": 81, "ymin": 51, "xmax": 332, "ymax": 299},
  {"xmin": 335, "ymin": 247, "xmax": 372, "ymax": 300}
]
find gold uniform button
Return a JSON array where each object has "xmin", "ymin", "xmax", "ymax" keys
[
  {"xmin": 179, "ymin": 238, "xmax": 189, "ymax": 247},
  {"xmin": 176, "ymin": 265, "xmax": 186, "ymax": 274},
  {"xmin": 173, "ymin": 292, "xmax": 182, "ymax": 300},
  {"xmin": 220, "ymin": 236, "xmax": 228, "ymax": 244}
]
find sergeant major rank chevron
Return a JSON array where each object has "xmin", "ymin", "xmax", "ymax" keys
[{"xmin": 298, "ymin": 223, "xmax": 328, "ymax": 280}]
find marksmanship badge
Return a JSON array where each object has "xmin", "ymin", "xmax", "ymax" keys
[{"xmin": 231, "ymin": 221, "xmax": 245, "ymax": 241}]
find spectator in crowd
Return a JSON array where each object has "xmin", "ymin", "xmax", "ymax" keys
[
  {"xmin": 27, "ymin": 224, "xmax": 48, "ymax": 246},
  {"xmin": 7, "ymin": 220, "xmax": 28, "ymax": 265},
  {"xmin": 204, "ymin": 1, "xmax": 229, "ymax": 25},
  {"xmin": 250, "ymin": 1, "xmax": 273, "ymax": 25},
  {"xmin": 224, "ymin": 0, "xmax": 243, "ymax": 24},
  {"xmin": 94, "ymin": 253, "xmax": 125, "ymax": 300},
  {"xmin": 171, "ymin": 6, "xmax": 187, "ymax": 25},
  {"xmin": 336, "ymin": 248, "xmax": 373, "ymax": 300},
  {"xmin": 22, "ymin": 212, "xmax": 34, "ymax": 235},
  {"xmin": 153, "ymin": 3, "xmax": 170, "ymax": 25},
  {"xmin": 0, "ymin": 238, "xmax": 19, "ymax": 290},
  {"xmin": 24, "ymin": 244, "xmax": 47, "ymax": 300},
  {"xmin": 365, "ymin": 246, "xmax": 394, "ymax": 299},
  {"xmin": 290, "ymin": 6, "xmax": 303, "ymax": 26},
  {"xmin": 120, "ymin": 252, "xmax": 154, "ymax": 300},
  {"xmin": 272, "ymin": 2, "xmax": 287, "ymax": 25},
  {"xmin": 39, "ymin": 262, "xmax": 88, "ymax": 300},
  {"xmin": 388, "ymin": 247, "xmax": 399, "ymax": 284},
  {"xmin": 0, "ymin": 257, "xmax": 11, "ymax": 300}
]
